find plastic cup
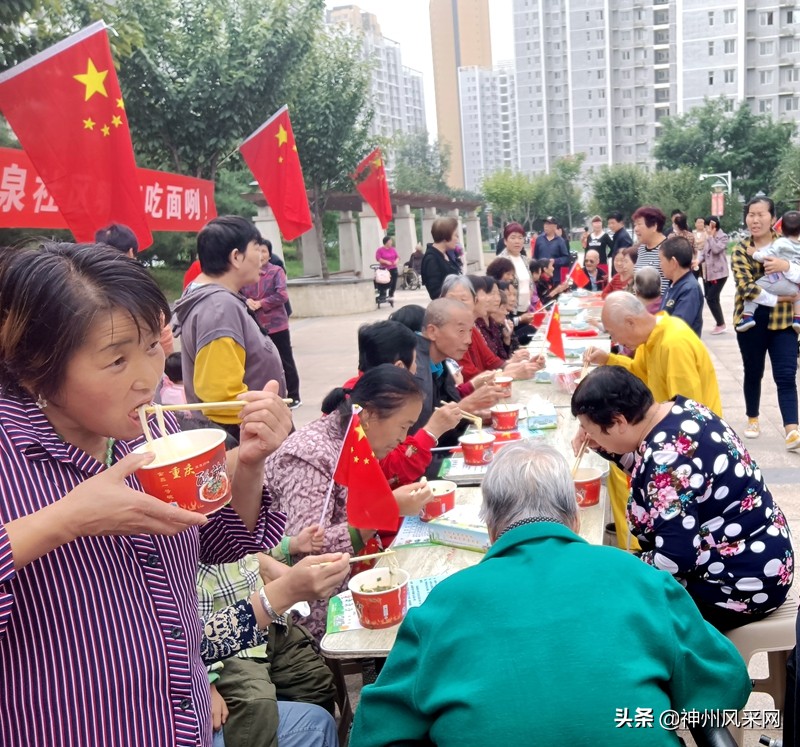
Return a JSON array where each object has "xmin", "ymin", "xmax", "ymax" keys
[
  {"xmin": 133, "ymin": 429, "xmax": 230, "ymax": 515},
  {"xmin": 420, "ymin": 479, "xmax": 457, "ymax": 522},
  {"xmin": 490, "ymin": 404, "xmax": 521, "ymax": 431},
  {"xmin": 349, "ymin": 568, "xmax": 410, "ymax": 629},
  {"xmin": 459, "ymin": 432, "xmax": 496, "ymax": 465},
  {"xmin": 574, "ymin": 466, "xmax": 602, "ymax": 508}
]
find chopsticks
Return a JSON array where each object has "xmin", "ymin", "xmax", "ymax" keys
[
  {"xmin": 571, "ymin": 439, "xmax": 588, "ymax": 476},
  {"xmin": 440, "ymin": 400, "xmax": 482, "ymax": 428},
  {"xmin": 314, "ymin": 550, "xmax": 396, "ymax": 567},
  {"xmin": 144, "ymin": 399, "xmax": 293, "ymax": 413}
]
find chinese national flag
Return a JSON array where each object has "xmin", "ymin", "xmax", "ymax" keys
[
  {"xmin": 333, "ymin": 409, "xmax": 400, "ymax": 531},
  {"xmin": 571, "ymin": 264, "xmax": 590, "ymax": 288},
  {"xmin": 546, "ymin": 304, "xmax": 566, "ymax": 360},
  {"xmin": 353, "ymin": 148, "xmax": 393, "ymax": 229},
  {"xmin": 239, "ymin": 105, "xmax": 312, "ymax": 241},
  {"xmin": 0, "ymin": 22, "xmax": 152, "ymax": 248}
]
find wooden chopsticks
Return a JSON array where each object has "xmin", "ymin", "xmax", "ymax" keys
[
  {"xmin": 572, "ymin": 439, "xmax": 588, "ymax": 476},
  {"xmin": 144, "ymin": 399, "xmax": 293, "ymax": 414}
]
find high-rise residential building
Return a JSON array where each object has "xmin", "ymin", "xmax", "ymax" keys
[
  {"xmin": 326, "ymin": 5, "xmax": 426, "ymax": 141},
  {"xmin": 459, "ymin": 61, "xmax": 520, "ymax": 192},
  {"xmin": 430, "ymin": 0, "xmax": 493, "ymax": 189},
  {"xmin": 513, "ymin": 0, "xmax": 800, "ymax": 175}
]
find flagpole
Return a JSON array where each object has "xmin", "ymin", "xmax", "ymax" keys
[
  {"xmin": 318, "ymin": 405, "xmax": 358, "ymax": 526},
  {"xmin": 240, "ymin": 104, "xmax": 290, "ymax": 147}
]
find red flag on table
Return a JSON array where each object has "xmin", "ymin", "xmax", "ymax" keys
[
  {"xmin": 546, "ymin": 304, "xmax": 566, "ymax": 361},
  {"xmin": 239, "ymin": 105, "xmax": 312, "ymax": 241},
  {"xmin": 333, "ymin": 407, "xmax": 399, "ymax": 531},
  {"xmin": 571, "ymin": 264, "xmax": 590, "ymax": 288},
  {"xmin": 353, "ymin": 148, "xmax": 393, "ymax": 229},
  {"xmin": 0, "ymin": 21, "xmax": 152, "ymax": 248}
]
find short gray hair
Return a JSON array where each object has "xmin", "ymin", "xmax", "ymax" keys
[
  {"xmin": 634, "ymin": 266, "xmax": 661, "ymax": 301},
  {"xmin": 603, "ymin": 290, "xmax": 646, "ymax": 318},
  {"xmin": 480, "ymin": 443, "xmax": 578, "ymax": 535},
  {"xmin": 422, "ymin": 298, "xmax": 471, "ymax": 329},
  {"xmin": 440, "ymin": 274, "xmax": 475, "ymax": 300}
]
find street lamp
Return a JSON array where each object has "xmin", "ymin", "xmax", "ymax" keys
[
  {"xmin": 699, "ymin": 171, "xmax": 733, "ymax": 216},
  {"xmin": 699, "ymin": 171, "xmax": 733, "ymax": 194}
]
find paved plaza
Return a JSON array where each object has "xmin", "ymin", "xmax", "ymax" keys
[{"xmin": 286, "ymin": 273, "xmax": 799, "ymax": 746}]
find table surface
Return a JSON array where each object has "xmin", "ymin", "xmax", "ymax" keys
[{"xmin": 320, "ymin": 373, "xmax": 609, "ymax": 660}]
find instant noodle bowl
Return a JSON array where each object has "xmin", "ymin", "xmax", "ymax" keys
[
  {"xmin": 574, "ymin": 466, "xmax": 602, "ymax": 508},
  {"xmin": 494, "ymin": 375, "xmax": 513, "ymax": 394},
  {"xmin": 420, "ymin": 480, "xmax": 457, "ymax": 522},
  {"xmin": 133, "ymin": 429, "xmax": 230, "ymax": 515},
  {"xmin": 348, "ymin": 568, "xmax": 410, "ymax": 629},
  {"xmin": 459, "ymin": 432, "xmax": 496, "ymax": 465},
  {"xmin": 490, "ymin": 404, "xmax": 521, "ymax": 431}
]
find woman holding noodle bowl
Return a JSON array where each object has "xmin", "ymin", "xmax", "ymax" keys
[
  {"xmin": 0, "ymin": 243, "xmax": 349, "ymax": 747},
  {"xmin": 266, "ymin": 365, "xmax": 434, "ymax": 639}
]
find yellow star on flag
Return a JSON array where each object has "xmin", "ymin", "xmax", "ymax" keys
[
  {"xmin": 363, "ymin": 457, "xmax": 370, "ymax": 465},
  {"xmin": 372, "ymin": 157, "xmax": 383, "ymax": 169},
  {"xmin": 275, "ymin": 124, "xmax": 288, "ymax": 147},
  {"xmin": 74, "ymin": 58, "xmax": 109, "ymax": 101},
  {"xmin": 354, "ymin": 425, "xmax": 367, "ymax": 440},
  {"xmin": 83, "ymin": 118, "xmax": 95, "ymax": 130},
  {"xmin": 116, "ymin": 97, "xmax": 125, "ymax": 109},
  {"xmin": 111, "ymin": 115, "xmax": 122, "ymax": 128},
  {"xmin": 101, "ymin": 124, "xmax": 110, "ymax": 136},
  {"xmin": 278, "ymin": 156, "xmax": 284, "ymax": 163},
  {"xmin": 353, "ymin": 456, "xmax": 360, "ymax": 464}
]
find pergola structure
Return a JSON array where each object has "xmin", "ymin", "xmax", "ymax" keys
[{"xmin": 242, "ymin": 190, "xmax": 485, "ymax": 278}]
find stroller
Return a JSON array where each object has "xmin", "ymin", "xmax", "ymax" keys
[{"xmin": 370, "ymin": 264, "xmax": 394, "ymax": 308}]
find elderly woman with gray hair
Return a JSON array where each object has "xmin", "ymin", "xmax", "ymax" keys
[{"xmin": 350, "ymin": 443, "xmax": 751, "ymax": 747}]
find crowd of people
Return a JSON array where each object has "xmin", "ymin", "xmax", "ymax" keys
[{"xmin": 0, "ymin": 197, "xmax": 799, "ymax": 745}]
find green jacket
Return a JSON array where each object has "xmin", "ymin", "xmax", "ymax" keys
[{"xmin": 350, "ymin": 522, "xmax": 751, "ymax": 746}]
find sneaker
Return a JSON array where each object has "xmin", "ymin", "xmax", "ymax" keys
[
  {"xmin": 288, "ymin": 399, "xmax": 302, "ymax": 410},
  {"xmin": 786, "ymin": 429, "xmax": 800, "ymax": 451},
  {"xmin": 744, "ymin": 418, "xmax": 760, "ymax": 439},
  {"xmin": 711, "ymin": 324, "xmax": 727, "ymax": 335},
  {"xmin": 735, "ymin": 316, "xmax": 756, "ymax": 332}
]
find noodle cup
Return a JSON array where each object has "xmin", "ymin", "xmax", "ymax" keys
[
  {"xmin": 554, "ymin": 369, "xmax": 582, "ymax": 395},
  {"xmin": 490, "ymin": 404, "xmax": 521, "ymax": 431},
  {"xmin": 420, "ymin": 480, "xmax": 457, "ymax": 522},
  {"xmin": 349, "ymin": 568, "xmax": 410, "ymax": 629},
  {"xmin": 574, "ymin": 466, "xmax": 602, "ymax": 508},
  {"xmin": 494, "ymin": 376, "xmax": 513, "ymax": 394},
  {"xmin": 459, "ymin": 432, "xmax": 496, "ymax": 465},
  {"xmin": 133, "ymin": 429, "xmax": 230, "ymax": 515}
]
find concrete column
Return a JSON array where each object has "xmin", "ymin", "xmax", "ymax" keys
[
  {"xmin": 299, "ymin": 228, "xmax": 322, "ymax": 277},
  {"xmin": 422, "ymin": 207, "xmax": 438, "ymax": 246},
  {"xmin": 464, "ymin": 209, "xmax": 484, "ymax": 272},
  {"xmin": 252, "ymin": 205, "xmax": 284, "ymax": 261},
  {"xmin": 337, "ymin": 211, "xmax": 360, "ymax": 273},
  {"xmin": 393, "ymin": 203, "xmax": 417, "ymax": 267},
  {"xmin": 359, "ymin": 202, "xmax": 384, "ymax": 277}
]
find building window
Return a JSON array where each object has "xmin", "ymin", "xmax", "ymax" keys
[
  {"xmin": 654, "ymin": 29, "xmax": 669, "ymax": 44},
  {"xmin": 759, "ymin": 99, "xmax": 773, "ymax": 113},
  {"xmin": 760, "ymin": 41, "xmax": 775, "ymax": 55},
  {"xmin": 655, "ymin": 49, "xmax": 669, "ymax": 64},
  {"xmin": 724, "ymin": 69, "xmax": 735, "ymax": 83},
  {"xmin": 786, "ymin": 39, "xmax": 800, "ymax": 54},
  {"xmin": 655, "ymin": 107, "xmax": 670, "ymax": 122},
  {"xmin": 789, "ymin": 10, "xmax": 797, "ymax": 24},
  {"xmin": 708, "ymin": 71, "xmax": 715, "ymax": 85},
  {"xmin": 622, "ymin": 50, "xmax": 631, "ymax": 60},
  {"xmin": 597, "ymin": 49, "xmax": 605, "ymax": 60},
  {"xmin": 724, "ymin": 9, "xmax": 735, "ymax": 23},
  {"xmin": 787, "ymin": 68, "xmax": 800, "ymax": 82},
  {"xmin": 760, "ymin": 11, "xmax": 774, "ymax": 26},
  {"xmin": 786, "ymin": 97, "xmax": 800, "ymax": 112},
  {"xmin": 655, "ymin": 68, "xmax": 670, "ymax": 83},
  {"xmin": 708, "ymin": 41, "xmax": 715, "ymax": 55},
  {"xmin": 760, "ymin": 70, "xmax": 774, "ymax": 85},
  {"xmin": 654, "ymin": 9, "xmax": 669, "ymax": 25},
  {"xmin": 708, "ymin": 11, "xmax": 714, "ymax": 26},
  {"xmin": 655, "ymin": 88, "xmax": 670, "ymax": 102},
  {"xmin": 724, "ymin": 39, "xmax": 736, "ymax": 54}
]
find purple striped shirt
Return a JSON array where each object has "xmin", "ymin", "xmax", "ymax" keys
[{"xmin": 0, "ymin": 393, "xmax": 285, "ymax": 746}]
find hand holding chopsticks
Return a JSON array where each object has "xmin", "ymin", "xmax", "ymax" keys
[{"xmin": 440, "ymin": 400, "xmax": 482, "ymax": 429}]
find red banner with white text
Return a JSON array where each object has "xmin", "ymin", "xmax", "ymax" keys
[{"xmin": 0, "ymin": 148, "xmax": 216, "ymax": 233}]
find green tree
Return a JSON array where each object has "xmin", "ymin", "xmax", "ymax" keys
[
  {"xmin": 643, "ymin": 167, "xmax": 723, "ymax": 228},
  {"xmin": 772, "ymin": 144, "xmax": 800, "ymax": 212},
  {"xmin": 589, "ymin": 164, "xmax": 650, "ymax": 223},
  {"xmin": 287, "ymin": 27, "xmax": 373, "ymax": 279},
  {"xmin": 654, "ymin": 98, "xmax": 795, "ymax": 200},
  {"xmin": 391, "ymin": 132, "xmax": 450, "ymax": 195},
  {"xmin": 545, "ymin": 154, "xmax": 585, "ymax": 230}
]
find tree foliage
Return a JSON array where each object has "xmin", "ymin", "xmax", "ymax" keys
[
  {"xmin": 653, "ymin": 98, "xmax": 795, "ymax": 200},
  {"xmin": 390, "ymin": 132, "xmax": 450, "ymax": 195},
  {"xmin": 589, "ymin": 164, "xmax": 649, "ymax": 223}
]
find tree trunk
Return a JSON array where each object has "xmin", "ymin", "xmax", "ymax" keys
[{"xmin": 312, "ymin": 186, "xmax": 330, "ymax": 280}]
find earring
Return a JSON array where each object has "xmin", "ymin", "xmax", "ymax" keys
[{"xmin": 35, "ymin": 394, "xmax": 48, "ymax": 409}]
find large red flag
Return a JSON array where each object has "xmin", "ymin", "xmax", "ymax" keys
[
  {"xmin": 353, "ymin": 148, "xmax": 393, "ymax": 229},
  {"xmin": 333, "ymin": 408, "xmax": 399, "ymax": 531},
  {"xmin": 546, "ymin": 304, "xmax": 566, "ymax": 361},
  {"xmin": 571, "ymin": 264, "xmax": 590, "ymax": 288},
  {"xmin": 239, "ymin": 106, "xmax": 312, "ymax": 241},
  {"xmin": 0, "ymin": 22, "xmax": 152, "ymax": 248}
]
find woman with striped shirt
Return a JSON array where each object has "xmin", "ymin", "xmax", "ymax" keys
[{"xmin": 0, "ymin": 243, "xmax": 349, "ymax": 747}]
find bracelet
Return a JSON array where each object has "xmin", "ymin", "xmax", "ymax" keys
[
  {"xmin": 258, "ymin": 587, "xmax": 286, "ymax": 627},
  {"xmin": 422, "ymin": 429, "xmax": 439, "ymax": 446},
  {"xmin": 280, "ymin": 535, "xmax": 293, "ymax": 565}
]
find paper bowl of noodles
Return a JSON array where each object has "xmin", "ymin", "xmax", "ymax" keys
[
  {"xmin": 132, "ymin": 427, "xmax": 230, "ymax": 515},
  {"xmin": 348, "ymin": 567, "xmax": 410, "ymax": 629}
]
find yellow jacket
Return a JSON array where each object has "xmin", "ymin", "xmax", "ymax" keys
[{"xmin": 606, "ymin": 312, "xmax": 722, "ymax": 416}]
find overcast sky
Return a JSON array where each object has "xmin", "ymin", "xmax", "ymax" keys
[{"xmin": 324, "ymin": 0, "xmax": 514, "ymax": 135}]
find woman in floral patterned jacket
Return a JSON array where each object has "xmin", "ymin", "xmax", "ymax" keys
[{"xmin": 572, "ymin": 366, "xmax": 793, "ymax": 631}]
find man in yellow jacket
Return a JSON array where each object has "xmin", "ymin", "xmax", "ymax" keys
[{"xmin": 583, "ymin": 292, "xmax": 722, "ymax": 546}]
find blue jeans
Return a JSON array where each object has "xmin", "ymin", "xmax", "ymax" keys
[
  {"xmin": 736, "ymin": 305, "xmax": 799, "ymax": 426},
  {"xmin": 213, "ymin": 702, "xmax": 338, "ymax": 747}
]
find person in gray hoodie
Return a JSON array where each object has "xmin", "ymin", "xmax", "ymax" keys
[{"xmin": 174, "ymin": 216, "xmax": 286, "ymax": 443}]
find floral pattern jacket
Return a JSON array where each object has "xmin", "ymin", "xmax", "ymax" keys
[{"xmin": 615, "ymin": 397, "xmax": 793, "ymax": 616}]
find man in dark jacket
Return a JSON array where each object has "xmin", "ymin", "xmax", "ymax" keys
[
  {"xmin": 533, "ymin": 217, "xmax": 570, "ymax": 279},
  {"xmin": 607, "ymin": 211, "xmax": 633, "ymax": 274},
  {"xmin": 659, "ymin": 235, "xmax": 704, "ymax": 336}
]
